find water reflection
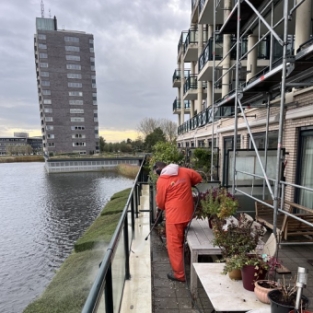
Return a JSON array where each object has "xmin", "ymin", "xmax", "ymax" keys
[{"xmin": 0, "ymin": 163, "xmax": 133, "ymax": 313}]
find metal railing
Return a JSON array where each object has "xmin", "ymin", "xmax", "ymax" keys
[
  {"xmin": 81, "ymin": 160, "xmax": 148, "ymax": 313},
  {"xmin": 173, "ymin": 98, "xmax": 191, "ymax": 111}
]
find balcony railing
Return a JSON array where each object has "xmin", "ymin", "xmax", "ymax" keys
[
  {"xmin": 184, "ymin": 29, "xmax": 198, "ymax": 53},
  {"xmin": 199, "ymin": 0, "xmax": 206, "ymax": 14},
  {"xmin": 173, "ymin": 98, "xmax": 191, "ymax": 111},
  {"xmin": 198, "ymin": 36, "xmax": 270, "ymax": 72},
  {"xmin": 172, "ymin": 69, "xmax": 190, "ymax": 84},
  {"xmin": 178, "ymin": 31, "xmax": 188, "ymax": 54},
  {"xmin": 191, "ymin": 0, "xmax": 198, "ymax": 10},
  {"xmin": 81, "ymin": 161, "xmax": 147, "ymax": 313},
  {"xmin": 183, "ymin": 75, "xmax": 207, "ymax": 94},
  {"xmin": 177, "ymin": 106, "xmax": 236, "ymax": 135}
]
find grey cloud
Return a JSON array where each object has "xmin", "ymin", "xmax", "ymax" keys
[{"xmin": 0, "ymin": 0, "xmax": 187, "ymax": 138}]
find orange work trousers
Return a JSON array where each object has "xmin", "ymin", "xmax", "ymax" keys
[{"xmin": 166, "ymin": 222, "xmax": 189, "ymax": 280}]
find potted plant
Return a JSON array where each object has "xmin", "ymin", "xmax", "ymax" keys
[
  {"xmin": 213, "ymin": 214, "xmax": 266, "ymax": 282},
  {"xmin": 194, "ymin": 187, "xmax": 238, "ymax": 225},
  {"xmin": 254, "ymin": 256, "xmax": 282, "ymax": 304},
  {"xmin": 268, "ymin": 276, "xmax": 309, "ymax": 313}
]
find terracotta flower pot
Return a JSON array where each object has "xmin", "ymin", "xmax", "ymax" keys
[
  {"xmin": 228, "ymin": 268, "xmax": 242, "ymax": 280},
  {"xmin": 254, "ymin": 280, "xmax": 277, "ymax": 304}
]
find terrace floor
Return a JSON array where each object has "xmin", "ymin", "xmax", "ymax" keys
[{"xmin": 151, "ymin": 226, "xmax": 313, "ymax": 313}]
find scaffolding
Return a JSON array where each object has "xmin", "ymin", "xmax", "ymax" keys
[
  {"xmin": 214, "ymin": 0, "xmax": 313, "ymax": 244},
  {"xmin": 175, "ymin": 0, "xmax": 313, "ymax": 244}
]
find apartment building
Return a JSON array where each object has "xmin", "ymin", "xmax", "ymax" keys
[
  {"xmin": 173, "ymin": 0, "xmax": 313, "ymax": 211},
  {"xmin": 34, "ymin": 16, "xmax": 99, "ymax": 156}
]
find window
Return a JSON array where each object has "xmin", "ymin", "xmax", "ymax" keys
[
  {"xmin": 41, "ymin": 81, "xmax": 50, "ymax": 86},
  {"xmin": 89, "ymin": 38, "xmax": 94, "ymax": 44},
  {"xmin": 71, "ymin": 126, "xmax": 85, "ymax": 130},
  {"xmin": 90, "ymin": 48, "xmax": 94, "ymax": 53},
  {"xmin": 45, "ymin": 117, "xmax": 53, "ymax": 122},
  {"xmin": 41, "ymin": 71, "xmax": 49, "ymax": 77},
  {"xmin": 46, "ymin": 125, "xmax": 54, "ymax": 130},
  {"xmin": 93, "ymin": 100, "xmax": 97, "ymax": 105},
  {"xmin": 48, "ymin": 142, "xmax": 55, "ymax": 147},
  {"xmin": 249, "ymin": 131, "xmax": 278, "ymax": 149},
  {"xmin": 90, "ymin": 57, "xmax": 95, "ymax": 62},
  {"xmin": 69, "ymin": 91, "xmax": 83, "ymax": 96},
  {"xmin": 43, "ymin": 99, "xmax": 52, "ymax": 104},
  {"xmin": 92, "ymin": 83, "xmax": 96, "ymax": 88},
  {"xmin": 42, "ymin": 90, "xmax": 51, "ymax": 95},
  {"xmin": 47, "ymin": 134, "xmax": 55, "ymax": 139},
  {"xmin": 38, "ymin": 44, "xmax": 47, "ymax": 49},
  {"xmin": 38, "ymin": 34, "xmax": 46, "ymax": 40},
  {"xmin": 39, "ymin": 62, "xmax": 48, "ymax": 68},
  {"xmin": 94, "ymin": 111, "xmax": 98, "ymax": 117},
  {"xmin": 72, "ymin": 142, "xmax": 86, "ymax": 146},
  {"xmin": 66, "ymin": 64, "xmax": 81, "ymax": 70},
  {"xmin": 65, "ymin": 46, "xmax": 80, "ymax": 52},
  {"xmin": 91, "ymin": 75, "xmax": 96, "ymax": 83},
  {"xmin": 44, "ymin": 108, "xmax": 52, "ymax": 113},
  {"xmin": 298, "ymin": 130, "xmax": 313, "ymax": 208},
  {"xmin": 92, "ymin": 93, "xmax": 97, "ymax": 100},
  {"xmin": 71, "ymin": 117, "xmax": 84, "ymax": 122},
  {"xmin": 64, "ymin": 36, "xmax": 79, "ymax": 43},
  {"xmin": 67, "ymin": 73, "xmax": 82, "ymax": 79},
  {"xmin": 70, "ymin": 108, "xmax": 84, "ymax": 114},
  {"xmin": 91, "ymin": 66, "xmax": 95, "ymax": 71},
  {"xmin": 68, "ymin": 82, "xmax": 82, "ymax": 88},
  {"xmin": 69, "ymin": 100, "xmax": 83, "ymax": 105},
  {"xmin": 66, "ymin": 55, "xmax": 80, "ymax": 61},
  {"xmin": 72, "ymin": 134, "xmax": 86, "ymax": 138},
  {"xmin": 39, "ymin": 53, "xmax": 48, "ymax": 58}
]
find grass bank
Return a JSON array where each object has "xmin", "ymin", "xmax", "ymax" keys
[
  {"xmin": 23, "ymin": 187, "xmax": 131, "ymax": 313},
  {"xmin": 0, "ymin": 155, "xmax": 44, "ymax": 163}
]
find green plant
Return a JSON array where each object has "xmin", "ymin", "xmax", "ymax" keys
[
  {"xmin": 223, "ymin": 252, "xmax": 269, "ymax": 276},
  {"xmin": 195, "ymin": 187, "xmax": 238, "ymax": 220},
  {"xmin": 212, "ymin": 214, "xmax": 262, "ymax": 258}
]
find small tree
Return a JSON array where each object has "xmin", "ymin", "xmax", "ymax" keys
[
  {"xmin": 99, "ymin": 136, "xmax": 106, "ymax": 152},
  {"xmin": 149, "ymin": 141, "xmax": 184, "ymax": 170},
  {"xmin": 144, "ymin": 127, "xmax": 166, "ymax": 152}
]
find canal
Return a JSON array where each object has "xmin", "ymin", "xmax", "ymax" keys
[{"xmin": 0, "ymin": 162, "xmax": 134, "ymax": 313}]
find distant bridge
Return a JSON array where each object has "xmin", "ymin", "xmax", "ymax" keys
[{"xmin": 45, "ymin": 156, "xmax": 145, "ymax": 173}]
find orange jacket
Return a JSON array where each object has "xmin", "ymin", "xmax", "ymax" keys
[{"xmin": 155, "ymin": 164, "xmax": 202, "ymax": 224}]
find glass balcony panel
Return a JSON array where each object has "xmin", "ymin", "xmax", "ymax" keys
[
  {"xmin": 199, "ymin": 0, "xmax": 205, "ymax": 13},
  {"xmin": 111, "ymin": 229, "xmax": 126, "ymax": 313}
]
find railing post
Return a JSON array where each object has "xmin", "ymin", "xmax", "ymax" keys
[
  {"xmin": 105, "ymin": 265, "xmax": 114, "ymax": 313},
  {"xmin": 131, "ymin": 194, "xmax": 135, "ymax": 233},
  {"xmin": 124, "ymin": 215, "xmax": 131, "ymax": 280}
]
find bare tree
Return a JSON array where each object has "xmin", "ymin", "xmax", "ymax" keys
[
  {"xmin": 159, "ymin": 119, "xmax": 177, "ymax": 143},
  {"xmin": 137, "ymin": 118, "xmax": 177, "ymax": 142},
  {"xmin": 137, "ymin": 118, "xmax": 161, "ymax": 137}
]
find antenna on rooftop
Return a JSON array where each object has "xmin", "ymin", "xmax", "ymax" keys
[
  {"xmin": 41, "ymin": 0, "xmax": 45, "ymax": 18},
  {"xmin": 49, "ymin": 9, "xmax": 51, "ymax": 18}
]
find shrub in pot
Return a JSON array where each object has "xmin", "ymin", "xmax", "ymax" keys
[
  {"xmin": 213, "ymin": 213, "xmax": 266, "ymax": 282},
  {"xmin": 267, "ymin": 276, "xmax": 309, "ymax": 313}
]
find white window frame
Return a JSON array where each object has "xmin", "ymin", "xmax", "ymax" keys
[{"xmin": 69, "ymin": 91, "xmax": 83, "ymax": 96}]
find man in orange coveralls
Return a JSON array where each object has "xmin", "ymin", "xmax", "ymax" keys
[{"xmin": 153, "ymin": 162, "xmax": 202, "ymax": 282}]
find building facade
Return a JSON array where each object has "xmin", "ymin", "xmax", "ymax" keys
[
  {"xmin": 173, "ymin": 0, "xmax": 313, "ymax": 210},
  {"xmin": 34, "ymin": 16, "xmax": 99, "ymax": 156},
  {"xmin": 0, "ymin": 134, "xmax": 42, "ymax": 156}
]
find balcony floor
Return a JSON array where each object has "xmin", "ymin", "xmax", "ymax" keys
[{"xmin": 151, "ymin": 225, "xmax": 313, "ymax": 313}]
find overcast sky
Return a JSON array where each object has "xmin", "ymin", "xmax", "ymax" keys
[{"xmin": 0, "ymin": 0, "xmax": 189, "ymax": 142}]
